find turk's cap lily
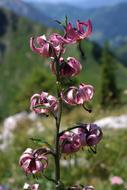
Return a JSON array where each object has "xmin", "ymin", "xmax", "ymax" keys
[
  {"xmin": 30, "ymin": 92, "xmax": 58, "ymax": 116},
  {"xmin": 24, "ymin": 183, "xmax": 39, "ymax": 190},
  {"xmin": 77, "ymin": 123, "xmax": 103, "ymax": 146},
  {"xmin": 68, "ymin": 185, "xmax": 94, "ymax": 190},
  {"xmin": 30, "ymin": 36, "xmax": 52, "ymax": 58},
  {"xmin": 49, "ymin": 33, "xmax": 69, "ymax": 46},
  {"xmin": 61, "ymin": 83, "xmax": 94, "ymax": 106},
  {"xmin": 60, "ymin": 132, "xmax": 81, "ymax": 154},
  {"xmin": 50, "ymin": 57, "xmax": 82, "ymax": 77},
  {"xmin": 19, "ymin": 148, "xmax": 48, "ymax": 175},
  {"xmin": 64, "ymin": 19, "xmax": 92, "ymax": 43},
  {"xmin": 30, "ymin": 33, "xmax": 67, "ymax": 58}
]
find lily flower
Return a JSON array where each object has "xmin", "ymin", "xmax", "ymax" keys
[
  {"xmin": 24, "ymin": 183, "xmax": 39, "ymax": 190},
  {"xmin": 60, "ymin": 132, "xmax": 81, "ymax": 154},
  {"xmin": 30, "ymin": 35, "xmax": 52, "ymax": 57},
  {"xmin": 77, "ymin": 124, "xmax": 103, "ymax": 146},
  {"xmin": 30, "ymin": 33, "xmax": 68, "ymax": 58},
  {"xmin": 30, "ymin": 92, "xmax": 58, "ymax": 115},
  {"xmin": 68, "ymin": 185, "xmax": 94, "ymax": 190},
  {"xmin": 50, "ymin": 57, "xmax": 82, "ymax": 77},
  {"xmin": 61, "ymin": 83, "xmax": 94, "ymax": 105},
  {"xmin": 19, "ymin": 148, "xmax": 48, "ymax": 174},
  {"xmin": 64, "ymin": 20, "xmax": 92, "ymax": 43}
]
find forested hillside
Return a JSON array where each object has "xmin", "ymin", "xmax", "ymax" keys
[{"xmin": 0, "ymin": 7, "xmax": 127, "ymax": 120}]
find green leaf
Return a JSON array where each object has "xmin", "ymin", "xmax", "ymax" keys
[{"xmin": 30, "ymin": 138, "xmax": 53, "ymax": 149}]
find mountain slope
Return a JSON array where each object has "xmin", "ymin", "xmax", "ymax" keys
[
  {"xmin": 0, "ymin": 7, "xmax": 50, "ymax": 119},
  {"xmin": 0, "ymin": 7, "xmax": 127, "ymax": 120},
  {"xmin": 73, "ymin": 0, "xmax": 127, "ymax": 9},
  {"xmin": 0, "ymin": 0, "xmax": 53, "ymax": 26},
  {"xmin": 0, "ymin": 0, "xmax": 127, "ymax": 46},
  {"xmin": 23, "ymin": 0, "xmax": 127, "ymax": 9},
  {"xmin": 30, "ymin": 2, "xmax": 127, "ymax": 46}
]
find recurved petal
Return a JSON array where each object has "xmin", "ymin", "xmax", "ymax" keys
[
  {"xmin": 19, "ymin": 148, "xmax": 34, "ymax": 166},
  {"xmin": 30, "ymin": 37, "xmax": 51, "ymax": 57},
  {"xmin": 86, "ymin": 134, "xmax": 98, "ymax": 146},
  {"xmin": 67, "ymin": 57, "xmax": 82, "ymax": 76},
  {"xmin": 24, "ymin": 183, "xmax": 39, "ymax": 190},
  {"xmin": 40, "ymin": 92, "xmax": 48, "ymax": 100},
  {"xmin": 50, "ymin": 33, "xmax": 69, "ymax": 45},
  {"xmin": 83, "ymin": 186, "xmax": 94, "ymax": 190},
  {"xmin": 61, "ymin": 87, "xmax": 78, "ymax": 105},
  {"xmin": 65, "ymin": 23, "xmax": 79, "ymax": 43},
  {"xmin": 76, "ymin": 19, "xmax": 92, "ymax": 39},
  {"xmin": 30, "ymin": 37, "xmax": 43, "ymax": 54},
  {"xmin": 36, "ymin": 35, "xmax": 46, "ymax": 46},
  {"xmin": 40, "ymin": 156, "xmax": 48, "ymax": 169},
  {"xmin": 77, "ymin": 84, "xmax": 94, "ymax": 102},
  {"xmin": 33, "ymin": 160, "xmax": 43, "ymax": 173},
  {"xmin": 21, "ymin": 159, "xmax": 32, "ymax": 173}
]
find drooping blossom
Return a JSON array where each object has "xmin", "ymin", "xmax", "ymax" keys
[
  {"xmin": 61, "ymin": 83, "xmax": 94, "ymax": 106},
  {"xmin": 30, "ymin": 33, "xmax": 68, "ymax": 58},
  {"xmin": 64, "ymin": 20, "xmax": 92, "ymax": 44},
  {"xmin": 76, "ymin": 123, "xmax": 103, "ymax": 146},
  {"xmin": 24, "ymin": 183, "xmax": 39, "ymax": 190},
  {"xmin": 60, "ymin": 132, "xmax": 81, "ymax": 154},
  {"xmin": 110, "ymin": 176, "xmax": 124, "ymax": 185},
  {"xmin": 30, "ymin": 92, "xmax": 58, "ymax": 115},
  {"xmin": 50, "ymin": 57, "xmax": 82, "ymax": 77},
  {"xmin": 68, "ymin": 185, "xmax": 94, "ymax": 190},
  {"xmin": 49, "ymin": 33, "xmax": 69, "ymax": 54},
  {"xmin": 19, "ymin": 148, "xmax": 48, "ymax": 174}
]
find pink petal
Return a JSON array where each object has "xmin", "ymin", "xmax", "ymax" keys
[
  {"xmin": 67, "ymin": 57, "xmax": 82, "ymax": 76},
  {"xmin": 61, "ymin": 87, "xmax": 78, "ymax": 105},
  {"xmin": 65, "ymin": 23, "xmax": 79, "ymax": 43},
  {"xmin": 36, "ymin": 35, "xmax": 46, "ymax": 46},
  {"xmin": 76, "ymin": 19, "xmax": 92, "ymax": 39}
]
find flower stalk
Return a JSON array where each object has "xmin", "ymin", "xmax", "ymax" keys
[
  {"xmin": 54, "ymin": 58, "xmax": 63, "ymax": 190},
  {"xmin": 19, "ymin": 17, "xmax": 103, "ymax": 190}
]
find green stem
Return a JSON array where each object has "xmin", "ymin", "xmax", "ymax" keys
[{"xmin": 54, "ymin": 58, "xmax": 63, "ymax": 190}]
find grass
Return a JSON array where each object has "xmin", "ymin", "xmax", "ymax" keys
[{"xmin": 0, "ymin": 111, "xmax": 127, "ymax": 190}]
